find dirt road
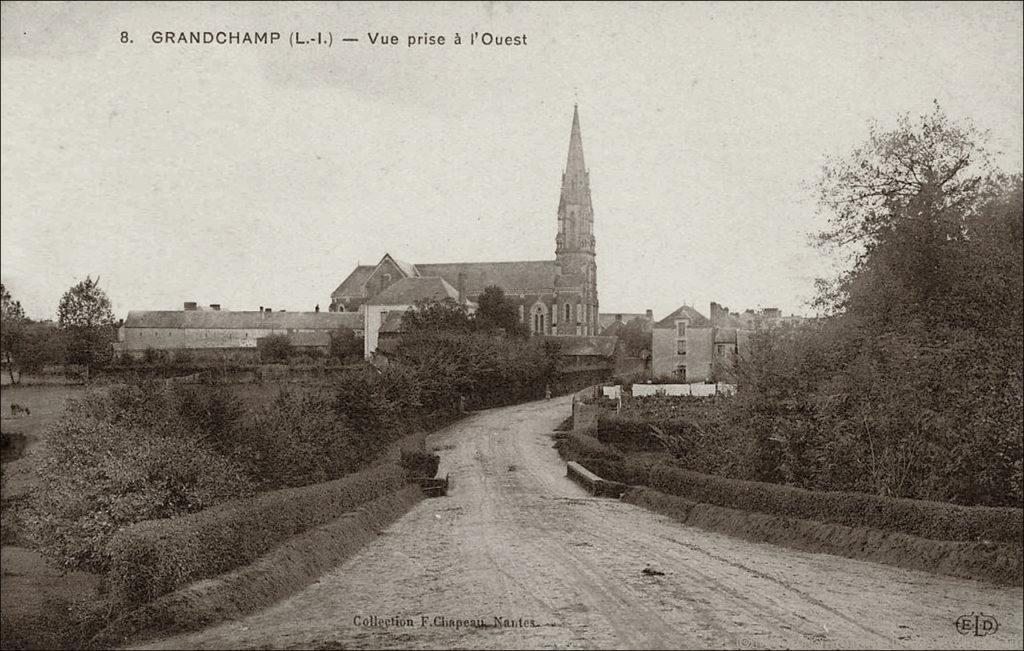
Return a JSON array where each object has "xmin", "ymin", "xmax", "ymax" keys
[{"xmin": 145, "ymin": 396, "xmax": 1023, "ymax": 650}]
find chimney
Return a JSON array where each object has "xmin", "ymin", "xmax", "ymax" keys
[
  {"xmin": 184, "ymin": 301, "xmax": 197, "ymax": 311},
  {"xmin": 645, "ymin": 309, "xmax": 653, "ymax": 319},
  {"xmin": 315, "ymin": 304, "xmax": 320, "ymax": 313},
  {"xmin": 210, "ymin": 304, "xmax": 221, "ymax": 311}
]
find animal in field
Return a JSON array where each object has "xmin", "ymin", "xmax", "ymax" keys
[{"xmin": 9, "ymin": 403, "xmax": 31, "ymax": 417}]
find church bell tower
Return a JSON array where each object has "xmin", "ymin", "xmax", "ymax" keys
[{"xmin": 555, "ymin": 104, "xmax": 598, "ymax": 335}]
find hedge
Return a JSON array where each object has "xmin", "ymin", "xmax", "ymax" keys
[
  {"xmin": 106, "ymin": 463, "xmax": 408, "ymax": 607},
  {"xmin": 646, "ymin": 464, "xmax": 1022, "ymax": 544},
  {"xmin": 623, "ymin": 487, "xmax": 1023, "ymax": 585},
  {"xmin": 95, "ymin": 486, "xmax": 423, "ymax": 647}
]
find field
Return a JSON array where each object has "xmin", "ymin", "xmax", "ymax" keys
[{"xmin": 1, "ymin": 385, "xmax": 92, "ymax": 649}]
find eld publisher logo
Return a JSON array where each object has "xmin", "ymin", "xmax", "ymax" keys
[{"xmin": 955, "ymin": 613, "xmax": 999, "ymax": 637}]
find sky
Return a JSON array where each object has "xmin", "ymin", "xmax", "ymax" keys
[{"xmin": 2, "ymin": 1, "xmax": 1022, "ymax": 321}]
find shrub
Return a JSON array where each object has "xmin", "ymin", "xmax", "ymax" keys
[
  {"xmin": 105, "ymin": 463, "xmax": 408, "ymax": 607},
  {"xmin": 27, "ymin": 416, "xmax": 253, "ymax": 572},
  {"xmin": 259, "ymin": 334, "xmax": 292, "ymax": 363},
  {"xmin": 241, "ymin": 390, "xmax": 369, "ymax": 490}
]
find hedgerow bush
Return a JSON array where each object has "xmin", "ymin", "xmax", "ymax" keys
[
  {"xmin": 400, "ymin": 449, "xmax": 440, "ymax": 479},
  {"xmin": 646, "ymin": 464, "xmax": 1022, "ymax": 544},
  {"xmin": 105, "ymin": 463, "xmax": 407, "ymax": 607}
]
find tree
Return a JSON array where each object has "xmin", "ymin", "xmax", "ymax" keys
[
  {"xmin": 751, "ymin": 103, "xmax": 1024, "ymax": 506},
  {"xmin": 328, "ymin": 326, "xmax": 362, "ymax": 362},
  {"xmin": 1, "ymin": 283, "xmax": 28, "ymax": 383},
  {"xmin": 400, "ymin": 297, "xmax": 474, "ymax": 334},
  {"xmin": 58, "ymin": 276, "xmax": 116, "ymax": 373},
  {"xmin": 616, "ymin": 319, "xmax": 652, "ymax": 357},
  {"xmin": 475, "ymin": 285, "xmax": 527, "ymax": 336}
]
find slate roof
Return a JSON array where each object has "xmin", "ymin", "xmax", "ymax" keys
[
  {"xmin": 369, "ymin": 277, "xmax": 461, "ymax": 306},
  {"xmin": 542, "ymin": 335, "xmax": 618, "ymax": 357},
  {"xmin": 331, "ymin": 265, "xmax": 376, "ymax": 299},
  {"xmin": 414, "ymin": 260, "xmax": 560, "ymax": 294},
  {"xmin": 653, "ymin": 305, "xmax": 710, "ymax": 329},
  {"xmin": 123, "ymin": 310, "xmax": 362, "ymax": 331}
]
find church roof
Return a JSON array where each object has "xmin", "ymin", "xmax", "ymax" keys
[
  {"xmin": 414, "ymin": 260, "xmax": 560, "ymax": 294},
  {"xmin": 123, "ymin": 310, "xmax": 362, "ymax": 331},
  {"xmin": 332, "ymin": 265, "xmax": 376, "ymax": 299},
  {"xmin": 334, "ymin": 258, "xmax": 562, "ymax": 300},
  {"xmin": 369, "ymin": 276, "xmax": 461, "ymax": 306},
  {"xmin": 654, "ymin": 305, "xmax": 710, "ymax": 328}
]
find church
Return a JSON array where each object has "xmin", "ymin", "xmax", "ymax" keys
[{"xmin": 329, "ymin": 105, "xmax": 601, "ymax": 343}]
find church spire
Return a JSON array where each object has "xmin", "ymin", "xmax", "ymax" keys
[
  {"xmin": 558, "ymin": 104, "xmax": 592, "ymax": 218},
  {"xmin": 565, "ymin": 104, "xmax": 586, "ymax": 179},
  {"xmin": 554, "ymin": 104, "xmax": 598, "ymax": 336}
]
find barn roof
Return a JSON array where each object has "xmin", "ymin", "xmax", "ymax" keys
[{"xmin": 123, "ymin": 310, "xmax": 362, "ymax": 331}]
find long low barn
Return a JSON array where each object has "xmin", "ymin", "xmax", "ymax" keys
[{"xmin": 113, "ymin": 305, "xmax": 363, "ymax": 360}]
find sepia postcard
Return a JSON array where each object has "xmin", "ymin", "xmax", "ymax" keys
[{"xmin": 1, "ymin": 2, "xmax": 1022, "ymax": 650}]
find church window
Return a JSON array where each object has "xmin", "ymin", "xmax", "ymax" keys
[
  {"xmin": 518, "ymin": 305, "xmax": 525, "ymax": 321},
  {"xmin": 564, "ymin": 303, "xmax": 571, "ymax": 322}
]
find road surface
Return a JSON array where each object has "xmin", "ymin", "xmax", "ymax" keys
[{"xmin": 144, "ymin": 395, "xmax": 1023, "ymax": 650}]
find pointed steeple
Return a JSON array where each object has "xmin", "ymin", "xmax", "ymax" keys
[
  {"xmin": 565, "ymin": 104, "xmax": 586, "ymax": 178},
  {"xmin": 558, "ymin": 104, "xmax": 592, "ymax": 217}
]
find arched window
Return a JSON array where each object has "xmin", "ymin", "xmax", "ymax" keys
[
  {"xmin": 564, "ymin": 303, "xmax": 571, "ymax": 322},
  {"xmin": 530, "ymin": 303, "xmax": 547, "ymax": 335}
]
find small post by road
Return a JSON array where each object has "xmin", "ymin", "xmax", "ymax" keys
[{"xmin": 545, "ymin": 384, "xmax": 552, "ymax": 400}]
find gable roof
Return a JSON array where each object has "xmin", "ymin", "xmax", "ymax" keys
[
  {"xmin": 369, "ymin": 277, "xmax": 461, "ymax": 306},
  {"xmin": 388, "ymin": 255, "xmax": 419, "ymax": 279},
  {"xmin": 653, "ymin": 305, "xmax": 710, "ymax": 329},
  {"xmin": 123, "ymin": 310, "xmax": 362, "ymax": 331}
]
